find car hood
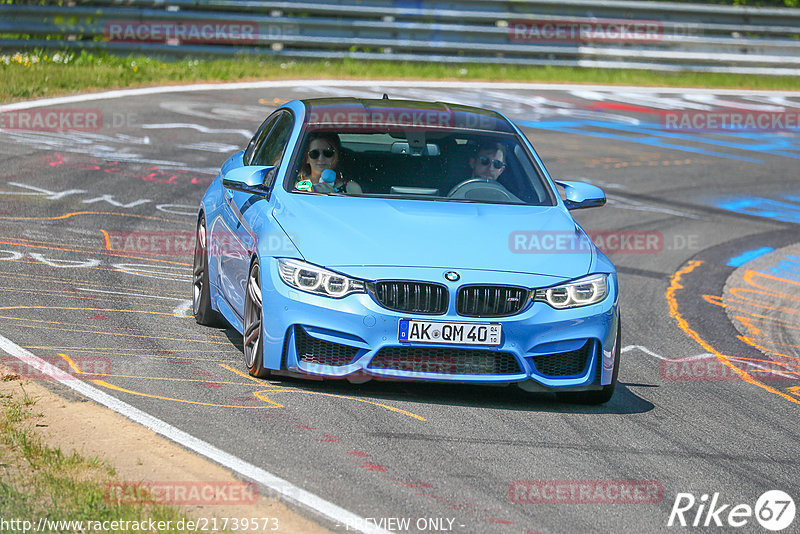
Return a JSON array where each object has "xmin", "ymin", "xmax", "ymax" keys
[{"xmin": 273, "ymin": 194, "xmax": 594, "ymax": 279}]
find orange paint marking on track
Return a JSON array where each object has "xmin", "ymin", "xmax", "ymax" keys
[
  {"xmin": 93, "ymin": 380, "xmax": 281, "ymax": 409},
  {"xmin": 736, "ymin": 336, "xmax": 800, "ymax": 363},
  {"xmin": 0, "ymin": 305, "xmax": 190, "ymax": 318},
  {"xmin": 667, "ymin": 260, "xmax": 800, "ymax": 406},
  {"xmin": 729, "ymin": 287, "xmax": 800, "ymax": 304},
  {"xmin": 737, "ymin": 337, "xmax": 800, "ymax": 351},
  {"xmin": 26, "ymin": 346, "xmax": 228, "ymax": 353},
  {"xmin": 61, "ymin": 354, "xmax": 279, "ymax": 409},
  {"xmin": 708, "ymin": 294, "xmax": 800, "ymax": 318},
  {"xmin": 3, "ymin": 320, "xmax": 231, "ymax": 344},
  {"xmin": 703, "ymin": 294, "xmax": 800, "ymax": 323},
  {"xmin": 58, "ymin": 353, "xmax": 256, "ymax": 386},
  {"xmin": 721, "ymin": 270, "xmax": 800, "ymax": 364},
  {"xmin": 0, "ymin": 270, "xmax": 185, "ymax": 296},
  {"xmin": 0, "ymin": 210, "xmax": 182, "ymax": 224},
  {"xmin": 0, "ymin": 286, "xmax": 188, "ymax": 305},
  {"xmin": 0, "ymin": 313, "xmax": 227, "ymax": 340},
  {"xmin": 703, "ymin": 295, "xmax": 800, "ymax": 333},
  {"xmin": 219, "ymin": 363, "xmax": 273, "ymax": 384},
  {"xmin": 219, "ymin": 364, "xmax": 427, "ymax": 421},
  {"xmin": 733, "ymin": 315, "xmax": 763, "ymax": 337},
  {"xmin": 0, "ymin": 238, "xmax": 192, "ymax": 267},
  {"xmin": 743, "ymin": 269, "xmax": 800, "ymax": 290}
]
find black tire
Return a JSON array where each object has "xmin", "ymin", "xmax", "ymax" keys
[
  {"xmin": 556, "ymin": 321, "xmax": 620, "ymax": 405},
  {"xmin": 192, "ymin": 215, "xmax": 225, "ymax": 327},
  {"xmin": 243, "ymin": 259, "xmax": 271, "ymax": 378}
]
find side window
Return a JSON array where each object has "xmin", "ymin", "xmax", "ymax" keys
[
  {"xmin": 252, "ymin": 112, "xmax": 294, "ymax": 186},
  {"xmin": 244, "ymin": 114, "xmax": 279, "ymax": 165}
]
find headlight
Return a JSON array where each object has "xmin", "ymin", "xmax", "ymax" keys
[
  {"xmin": 534, "ymin": 274, "xmax": 608, "ymax": 309},
  {"xmin": 277, "ymin": 259, "xmax": 366, "ymax": 298}
]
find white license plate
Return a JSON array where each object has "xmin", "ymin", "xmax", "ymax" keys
[{"xmin": 398, "ymin": 319, "xmax": 501, "ymax": 346}]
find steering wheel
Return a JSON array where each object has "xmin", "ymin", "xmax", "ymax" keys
[{"xmin": 447, "ymin": 178, "xmax": 522, "ymax": 203}]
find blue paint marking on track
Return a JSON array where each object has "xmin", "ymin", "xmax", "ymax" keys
[
  {"xmin": 715, "ymin": 197, "xmax": 800, "ymax": 224},
  {"xmin": 518, "ymin": 119, "xmax": 800, "ymax": 164},
  {"xmin": 728, "ymin": 247, "xmax": 775, "ymax": 267},
  {"xmin": 765, "ymin": 257, "xmax": 800, "ymax": 281}
]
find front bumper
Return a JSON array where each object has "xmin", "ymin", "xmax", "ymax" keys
[{"xmin": 259, "ymin": 259, "xmax": 619, "ymax": 390}]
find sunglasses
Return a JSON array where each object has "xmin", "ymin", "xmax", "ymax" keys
[
  {"xmin": 478, "ymin": 156, "xmax": 506, "ymax": 169},
  {"xmin": 308, "ymin": 148, "xmax": 335, "ymax": 160}
]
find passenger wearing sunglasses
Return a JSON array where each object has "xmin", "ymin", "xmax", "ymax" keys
[
  {"xmin": 296, "ymin": 132, "xmax": 362, "ymax": 194},
  {"xmin": 469, "ymin": 142, "xmax": 507, "ymax": 181}
]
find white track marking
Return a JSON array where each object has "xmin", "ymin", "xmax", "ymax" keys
[
  {"xmin": 111, "ymin": 263, "xmax": 190, "ymax": 282},
  {"xmin": 177, "ymin": 142, "xmax": 242, "ymax": 153},
  {"xmin": 623, "ymin": 345, "xmax": 798, "ymax": 379},
  {"xmin": 28, "ymin": 254, "xmax": 101, "ymax": 269},
  {"xmin": 621, "ymin": 345, "xmax": 714, "ymax": 361},
  {"xmin": 2, "ymin": 81, "xmax": 799, "ymax": 114},
  {"xmin": 172, "ymin": 299, "xmax": 194, "ymax": 315},
  {"xmin": 76, "ymin": 288, "xmax": 187, "ymax": 302},
  {"xmin": 605, "ymin": 195, "xmax": 706, "ymax": 220},
  {"xmin": 727, "ymin": 358, "xmax": 799, "ymax": 380},
  {"xmin": 141, "ymin": 122, "xmax": 252, "ymax": 139},
  {"xmin": 0, "ymin": 332, "xmax": 390, "ymax": 534},
  {"xmin": 682, "ymin": 94, "xmax": 786, "ymax": 112}
]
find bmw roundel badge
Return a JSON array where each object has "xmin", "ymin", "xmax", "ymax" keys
[{"xmin": 444, "ymin": 271, "xmax": 460, "ymax": 282}]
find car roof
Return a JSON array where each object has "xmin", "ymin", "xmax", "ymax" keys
[{"xmin": 299, "ymin": 97, "xmax": 515, "ymax": 133}]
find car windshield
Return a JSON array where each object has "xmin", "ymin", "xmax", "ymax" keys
[{"xmin": 287, "ymin": 128, "xmax": 555, "ymax": 206}]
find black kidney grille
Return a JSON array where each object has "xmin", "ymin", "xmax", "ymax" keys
[
  {"xmin": 457, "ymin": 285, "xmax": 529, "ymax": 317},
  {"xmin": 295, "ymin": 327, "xmax": 359, "ymax": 366},
  {"xmin": 372, "ymin": 281, "xmax": 448, "ymax": 314},
  {"xmin": 368, "ymin": 346, "xmax": 522, "ymax": 375},
  {"xmin": 531, "ymin": 342, "xmax": 593, "ymax": 377}
]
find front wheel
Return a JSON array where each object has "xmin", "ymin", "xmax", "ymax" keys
[
  {"xmin": 193, "ymin": 215, "xmax": 225, "ymax": 327},
  {"xmin": 243, "ymin": 259, "xmax": 270, "ymax": 378}
]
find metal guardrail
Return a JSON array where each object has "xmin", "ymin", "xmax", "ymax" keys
[{"xmin": 1, "ymin": 1, "xmax": 799, "ymax": 75}]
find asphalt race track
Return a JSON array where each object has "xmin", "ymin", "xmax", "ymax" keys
[{"xmin": 1, "ymin": 81, "xmax": 799, "ymax": 533}]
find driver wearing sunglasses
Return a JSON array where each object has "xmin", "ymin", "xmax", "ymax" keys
[
  {"xmin": 469, "ymin": 142, "xmax": 507, "ymax": 181},
  {"xmin": 296, "ymin": 132, "xmax": 362, "ymax": 194}
]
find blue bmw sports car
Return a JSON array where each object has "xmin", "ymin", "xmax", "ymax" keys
[{"xmin": 193, "ymin": 97, "xmax": 620, "ymax": 404}]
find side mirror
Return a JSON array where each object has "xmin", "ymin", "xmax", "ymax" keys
[
  {"xmin": 554, "ymin": 180, "xmax": 606, "ymax": 210},
  {"xmin": 222, "ymin": 166, "xmax": 274, "ymax": 195}
]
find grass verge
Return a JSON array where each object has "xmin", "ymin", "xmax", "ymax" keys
[
  {"xmin": 1, "ymin": 50, "xmax": 799, "ymax": 103},
  {"xmin": 0, "ymin": 377, "xmax": 211, "ymax": 533}
]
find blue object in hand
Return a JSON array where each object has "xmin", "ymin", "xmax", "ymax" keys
[{"xmin": 321, "ymin": 169, "xmax": 336, "ymax": 184}]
